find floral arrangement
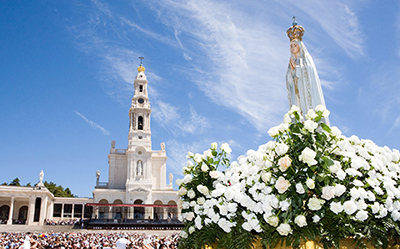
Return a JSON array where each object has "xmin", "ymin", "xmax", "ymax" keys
[{"xmin": 176, "ymin": 105, "xmax": 400, "ymax": 249}]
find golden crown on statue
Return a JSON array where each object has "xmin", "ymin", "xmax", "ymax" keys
[{"xmin": 287, "ymin": 16, "xmax": 305, "ymax": 41}]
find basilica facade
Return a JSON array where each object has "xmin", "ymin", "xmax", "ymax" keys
[
  {"xmin": 0, "ymin": 64, "xmax": 179, "ymax": 226},
  {"xmin": 90, "ymin": 64, "xmax": 179, "ymax": 221}
]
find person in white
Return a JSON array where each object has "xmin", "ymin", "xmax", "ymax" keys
[{"xmin": 116, "ymin": 235, "xmax": 130, "ymax": 249}]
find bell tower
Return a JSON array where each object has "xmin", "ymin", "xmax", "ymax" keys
[{"xmin": 128, "ymin": 56, "xmax": 152, "ymax": 151}]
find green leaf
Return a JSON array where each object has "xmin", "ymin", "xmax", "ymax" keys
[{"xmin": 321, "ymin": 123, "xmax": 331, "ymax": 132}]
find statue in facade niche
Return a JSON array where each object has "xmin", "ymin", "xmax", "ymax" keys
[
  {"xmin": 286, "ymin": 17, "xmax": 329, "ymax": 125},
  {"xmin": 137, "ymin": 161, "xmax": 143, "ymax": 176}
]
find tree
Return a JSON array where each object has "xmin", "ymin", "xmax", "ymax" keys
[
  {"xmin": 1, "ymin": 178, "xmax": 75, "ymax": 197},
  {"xmin": 43, "ymin": 181, "xmax": 75, "ymax": 197},
  {"xmin": 9, "ymin": 177, "xmax": 21, "ymax": 186}
]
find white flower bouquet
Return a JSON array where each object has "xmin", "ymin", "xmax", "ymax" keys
[{"xmin": 177, "ymin": 105, "xmax": 400, "ymax": 249}]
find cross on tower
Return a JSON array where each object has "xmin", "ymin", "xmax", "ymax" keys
[{"xmin": 139, "ymin": 56, "xmax": 144, "ymax": 66}]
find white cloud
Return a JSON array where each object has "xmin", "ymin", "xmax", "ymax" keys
[
  {"xmin": 153, "ymin": 102, "xmax": 210, "ymax": 136},
  {"xmin": 281, "ymin": 1, "xmax": 365, "ymax": 59},
  {"xmin": 75, "ymin": 111, "xmax": 110, "ymax": 136},
  {"xmin": 148, "ymin": 0, "xmax": 290, "ymax": 131}
]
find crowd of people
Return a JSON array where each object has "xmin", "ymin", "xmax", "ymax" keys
[
  {"xmin": 0, "ymin": 232, "xmax": 179, "ymax": 249},
  {"xmin": 44, "ymin": 219, "xmax": 80, "ymax": 226}
]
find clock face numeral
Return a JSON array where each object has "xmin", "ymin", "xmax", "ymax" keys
[{"xmin": 138, "ymin": 98, "xmax": 144, "ymax": 104}]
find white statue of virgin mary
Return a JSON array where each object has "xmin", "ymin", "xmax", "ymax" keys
[{"xmin": 286, "ymin": 19, "xmax": 329, "ymax": 125}]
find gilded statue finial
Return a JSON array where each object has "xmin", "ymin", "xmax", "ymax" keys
[{"xmin": 287, "ymin": 17, "xmax": 305, "ymax": 41}]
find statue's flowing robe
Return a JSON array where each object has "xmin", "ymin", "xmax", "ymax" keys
[{"xmin": 286, "ymin": 40, "xmax": 329, "ymax": 125}]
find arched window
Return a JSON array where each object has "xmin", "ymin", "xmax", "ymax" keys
[
  {"xmin": 18, "ymin": 206, "xmax": 28, "ymax": 221},
  {"xmin": 134, "ymin": 199, "xmax": 144, "ymax": 219},
  {"xmin": 139, "ymin": 85, "xmax": 143, "ymax": 92},
  {"xmin": 0, "ymin": 205, "xmax": 10, "ymax": 220},
  {"xmin": 153, "ymin": 200, "xmax": 163, "ymax": 220},
  {"xmin": 138, "ymin": 116, "xmax": 143, "ymax": 130}
]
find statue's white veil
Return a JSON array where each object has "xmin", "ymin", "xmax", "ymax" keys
[{"xmin": 286, "ymin": 39, "xmax": 329, "ymax": 125}]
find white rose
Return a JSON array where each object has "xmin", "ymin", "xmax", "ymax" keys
[
  {"xmin": 211, "ymin": 142, "xmax": 217, "ymax": 150},
  {"xmin": 220, "ymin": 143, "xmax": 232, "ymax": 154},
  {"xmin": 194, "ymin": 153, "xmax": 203, "ymax": 163},
  {"xmin": 308, "ymin": 197, "xmax": 325, "ymax": 211},
  {"xmin": 261, "ymin": 172, "xmax": 272, "ymax": 183},
  {"xmin": 391, "ymin": 210, "xmax": 400, "ymax": 221},
  {"xmin": 197, "ymin": 185, "xmax": 209, "ymax": 195},
  {"xmin": 336, "ymin": 170, "xmax": 346, "ymax": 181},
  {"xmin": 182, "ymin": 174, "xmax": 192, "ymax": 184},
  {"xmin": 201, "ymin": 164, "xmax": 209, "ymax": 172},
  {"xmin": 266, "ymin": 216, "xmax": 279, "ymax": 227},
  {"xmin": 321, "ymin": 186, "xmax": 335, "ymax": 200},
  {"xmin": 276, "ymin": 223, "xmax": 292, "ymax": 236},
  {"xmin": 283, "ymin": 114, "xmax": 292, "ymax": 124},
  {"xmin": 182, "ymin": 201, "xmax": 190, "ymax": 209},
  {"xmin": 275, "ymin": 143, "xmax": 289, "ymax": 156},
  {"xmin": 334, "ymin": 184, "xmax": 346, "ymax": 197},
  {"xmin": 185, "ymin": 212, "xmax": 195, "ymax": 221},
  {"xmin": 188, "ymin": 226, "xmax": 195, "ymax": 234},
  {"xmin": 294, "ymin": 215, "xmax": 307, "ymax": 227},
  {"xmin": 343, "ymin": 200, "xmax": 357, "ymax": 215},
  {"xmin": 330, "ymin": 202, "xmax": 343, "ymax": 214},
  {"xmin": 329, "ymin": 161, "xmax": 341, "ymax": 173},
  {"xmin": 209, "ymin": 170, "xmax": 221, "ymax": 179},
  {"xmin": 175, "ymin": 178, "xmax": 183, "ymax": 186},
  {"xmin": 306, "ymin": 109, "xmax": 317, "ymax": 120},
  {"xmin": 299, "ymin": 147, "xmax": 318, "ymax": 166},
  {"xmin": 203, "ymin": 149, "xmax": 212, "ymax": 159},
  {"xmin": 315, "ymin": 105, "xmax": 330, "ymax": 117},
  {"xmin": 304, "ymin": 120, "xmax": 318, "ymax": 132},
  {"xmin": 289, "ymin": 105, "xmax": 300, "ymax": 114},
  {"xmin": 275, "ymin": 176, "xmax": 291, "ymax": 194},
  {"xmin": 278, "ymin": 155, "xmax": 292, "ymax": 172},
  {"xmin": 306, "ymin": 178, "xmax": 315, "ymax": 189},
  {"xmin": 312, "ymin": 215, "xmax": 320, "ymax": 223},
  {"xmin": 355, "ymin": 210, "xmax": 369, "ymax": 221},
  {"xmin": 278, "ymin": 123, "xmax": 289, "ymax": 133},
  {"xmin": 279, "ymin": 200, "xmax": 291, "ymax": 211},
  {"xmin": 187, "ymin": 189, "xmax": 196, "ymax": 199},
  {"xmin": 187, "ymin": 151, "xmax": 194, "ymax": 158},
  {"xmin": 178, "ymin": 187, "xmax": 187, "ymax": 196},
  {"xmin": 268, "ymin": 126, "xmax": 280, "ymax": 137},
  {"xmin": 266, "ymin": 141, "xmax": 276, "ymax": 150},
  {"xmin": 180, "ymin": 230, "xmax": 188, "ymax": 238},
  {"xmin": 197, "ymin": 197, "xmax": 206, "ymax": 205},
  {"xmin": 295, "ymin": 183, "xmax": 305, "ymax": 194},
  {"xmin": 330, "ymin": 126, "xmax": 342, "ymax": 137}
]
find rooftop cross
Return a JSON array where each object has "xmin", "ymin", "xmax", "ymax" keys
[{"xmin": 139, "ymin": 56, "xmax": 144, "ymax": 66}]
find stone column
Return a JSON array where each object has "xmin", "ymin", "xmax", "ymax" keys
[
  {"xmin": 82, "ymin": 205, "xmax": 85, "ymax": 219},
  {"xmin": 27, "ymin": 196, "xmax": 35, "ymax": 225},
  {"xmin": 7, "ymin": 197, "xmax": 15, "ymax": 225},
  {"xmin": 72, "ymin": 204, "xmax": 75, "ymax": 219},
  {"xmin": 61, "ymin": 203, "xmax": 64, "ymax": 220},
  {"xmin": 163, "ymin": 207, "xmax": 168, "ymax": 220},
  {"xmin": 38, "ymin": 195, "xmax": 48, "ymax": 225},
  {"xmin": 108, "ymin": 206, "xmax": 112, "ymax": 219},
  {"xmin": 47, "ymin": 203, "xmax": 53, "ymax": 220}
]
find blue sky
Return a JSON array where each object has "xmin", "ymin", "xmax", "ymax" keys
[{"xmin": 1, "ymin": 1, "xmax": 400, "ymax": 198}]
